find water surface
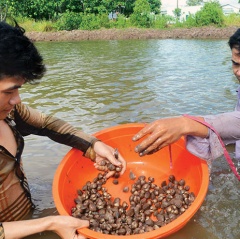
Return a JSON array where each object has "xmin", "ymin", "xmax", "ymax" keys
[{"xmin": 21, "ymin": 39, "xmax": 239, "ymax": 239}]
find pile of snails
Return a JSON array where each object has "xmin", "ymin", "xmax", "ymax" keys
[{"xmin": 71, "ymin": 168, "xmax": 195, "ymax": 235}]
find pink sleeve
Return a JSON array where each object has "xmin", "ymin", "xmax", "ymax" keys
[{"xmin": 185, "ymin": 111, "xmax": 240, "ymax": 161}]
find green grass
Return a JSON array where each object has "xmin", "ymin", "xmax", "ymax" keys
[
  {"xmin": 224, "ymin": 13, "xmax": 240, "ymax": 26},
  {"xmin": 14, "ymin": 17, "xmax": 56, "ymax": 32},
  {"xmin": 11, "ymin": 14, "xmax": 240, "ymax": 32}
]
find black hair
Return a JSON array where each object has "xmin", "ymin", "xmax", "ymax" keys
[
  {"xmin": 0, "ymin": 21, "xmax": 46, "ymax": 82},
  {"xmin": 228, "ymin": 28, "xmax": 240, "ymax": 51}
]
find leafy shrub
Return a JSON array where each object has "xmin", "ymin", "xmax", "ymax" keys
[
  {"xmin": 79, "ymin": 14, "xmax": 101, "ymax": 30},
  {"xmin": 98, "ymin": 14, "xmax": 111, "ymax": 29},
  {"xmin": 130, "ymin": 12, "xmax": 151, "ymax": 28},
  {"xmin": 195, "ymin": 0, "xmax": 224, "ymax": 27},
  {"xmin": 153, "ymin": 15, "xmax": 169, "ymax": 29},
  {"xmin": 183, "ymin": 14, "xmax": 198, "ymax": 28},
  {"xmin": 55, "ymin": 12, "xmax": 82, "ymax": 31},
  {"xmin": 109, "ymin": 14, "xmax": 131, "ymax": 29},
  {"xmin": 173, "ymin": 20, "xmax": 185, "ymax": 28}
]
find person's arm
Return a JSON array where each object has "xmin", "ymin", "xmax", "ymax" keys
[
  {"xmin": 13, "ymin": 103, "xmax": 99, "ymax": 157},
  {"xmin": 204, "ymin": 111, "xmax": 240, "ymax": 142},
  {"xmin": 132, "ymin": 116, "xmax": 208, "ymax": 156},
  {"xmin": 133, "ymin": 111, "xmax": 240, "ymax": 160},
  {"xmin": 2, "ymin": 215, "xmax": 89, "ymax": 239},
  {"xmin": 185, "ymin": 111, "xmax": 240, "ymax": 160},
  {"xmin": 13, "ymin": 103, "xmax": 126, "ymax": 176}
]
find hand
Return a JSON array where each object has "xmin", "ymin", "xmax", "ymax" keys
[
  {"xmin": 132, "ymin": 117, "xmax": 187, "ymax": 156},
  {"xmin": 3, "ymin": 215, "xmax": 89, "ymax": 239},
  {"xmin": 51, "ymin": 216, "xmax": 89, "ymax": 239},
  {"xmin": 93, "ymin": 141, "xmax": 126, "ymax": 178}
]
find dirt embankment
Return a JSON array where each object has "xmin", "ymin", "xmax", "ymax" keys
[{"xmin": 25, "ymin": 26, "xmax": 240, "ymax": 42}]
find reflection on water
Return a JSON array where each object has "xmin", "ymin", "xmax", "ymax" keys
[{"xmin": 21, "ymin": 39, "xmax": 239, "ymax": 239}]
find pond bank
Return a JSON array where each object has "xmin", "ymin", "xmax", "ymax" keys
[{"xmin": 26, "ymin": 26, "xmax": 239, "ymax": 42}]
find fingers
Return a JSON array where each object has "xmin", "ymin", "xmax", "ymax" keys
[
  {"xmin": 103, "ymin": 147, "xmax": 126, "ymax": 174},
  {"xmin": 94, "ymin": 152, "xmax": 126, "ymax": 178},
  {"xmin": 93, "ymin": 142, "xmax": 121, "ymax": 167},
  {"xmin": 104, "ymin": 149, "xmax": 122, "ymax": 167},
  {"xmin": 105, "ymin": 171, "xmax": 116, "ymax": 178},
  {"xmin": 76, "ymin": 235, "xmax": 86, "ymax": 239},
  {"xmin": 137, "ymin": 136, "xmax": 163, "ymax": 156},
  {"xmin": 93, "ymin": 142, "xmax": 126, "ymax": 175},
  {"xmin": 93, "ymin": 163, "xmax": 115, "ymax": 178},
  {"xmin": 54, "ymin": 217, "xmax": 89, "ymax": 239},
  {"xmin": 132, "ymin": 123, "xmax": 153, "ymax": 141},
  {"xmin": 134, "ymin": 133, "xmax": 156, "ymax": 154},
  {"xmin": 117, "ymin": 154, "xmax": 126, "ymax": 175},
  {"xmin": 76, "ymin": 230, "xmax": 87, "ymax": 239},
  {"xmin": 78, "ymin": 234, "xmax": 89, "ymax": 239},
  {"xmin": 94, "ymin": 164, "xmax": 108, "ymax": 171},
  {"xmin": 75, "ymin": 220, "xmax": 89, "ymax": 239},
  {"xmin": 135, "ymin": 128, "xmax": 164, "ymax": 154},
  {"xmin": 77, "ymin": 220, "xmax": 89, "ymax": 228}
]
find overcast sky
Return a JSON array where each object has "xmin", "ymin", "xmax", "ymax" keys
[{"xmin": 161, "ymin": 0, "xmax": 240, "ymax": 8}]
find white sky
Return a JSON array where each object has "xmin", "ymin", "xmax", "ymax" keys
[{"xmin": 161, "ymin": 0, "xmax": 240, "ymax": 8}]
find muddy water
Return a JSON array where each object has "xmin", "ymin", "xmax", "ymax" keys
[{"xmin": 22, "ymin": 39, "xmax": 239, "ymax": 239}]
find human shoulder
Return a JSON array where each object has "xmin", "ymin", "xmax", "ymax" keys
[{"xmin": 9, "ymin": 103, "xmax": 36, "ymax": 123}]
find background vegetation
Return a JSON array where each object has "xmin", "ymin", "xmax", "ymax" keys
[{"xmin": 1, "ymin": 0, "xmax": 240, "ymax": 31}]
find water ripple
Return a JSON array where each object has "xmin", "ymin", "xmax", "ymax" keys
[{"xmin": 21, "ymin": 39, "xmax": 239, "ymax": 239}]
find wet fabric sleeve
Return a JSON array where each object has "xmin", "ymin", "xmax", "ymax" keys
[
  {"xmin": 185, "ymin": 111, "xmax": 240, "ymax": 161},
  {"xmin": 13, "ymin": 103, "xmax": 98, "ymax": 160}
]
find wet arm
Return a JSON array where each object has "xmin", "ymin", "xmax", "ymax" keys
[
  {"xmin": 133, "ymin": 112, "xmax": 240, "ymax": 160},
  {"xmin": 133, "ymin": 116, "xmax": 208, "ymax": 156},
  {"xmin": 3, "ymin": 217, "xmax": 51, "ymax": 239},
  {"xmin": 14, "ymin": 103, "xmax": 98, "ymax": 160},
  {"xmin": 2, "ymin": 216, "xmax": 89, "ymax": 239}
]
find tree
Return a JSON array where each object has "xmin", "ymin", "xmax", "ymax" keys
[
  {"xmin": 195, "ymin": 0, "xmax": 224, "ymax": 26},
  {"xmin": 149, "ymin": 0, "xmax": 161, "ymax": 14},
  {"xmin": 5, "ymin": 0, "xmax": 162, "ymax": 21},
  {"xmin": 186, "ymin": 0, "xmax": 203, "ymax": 6},
  {"xmin": 130, "ymin": 0, "xmax": 151, "ymax": 27},
  {"xmin": 0, "ymin": 0, "xmax": 8, "ymax": 21},
  {"xmin": 8, "ymin": 0, "xmax": 87, "ymax": 20},
  {"xmin": 173, "ymin": 7, "xmax": 181, "ymax": 20}
]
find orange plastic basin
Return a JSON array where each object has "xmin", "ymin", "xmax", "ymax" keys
[{"xmin": 53, "ymin": 123, "xmax": 209, "ymax": 239}]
